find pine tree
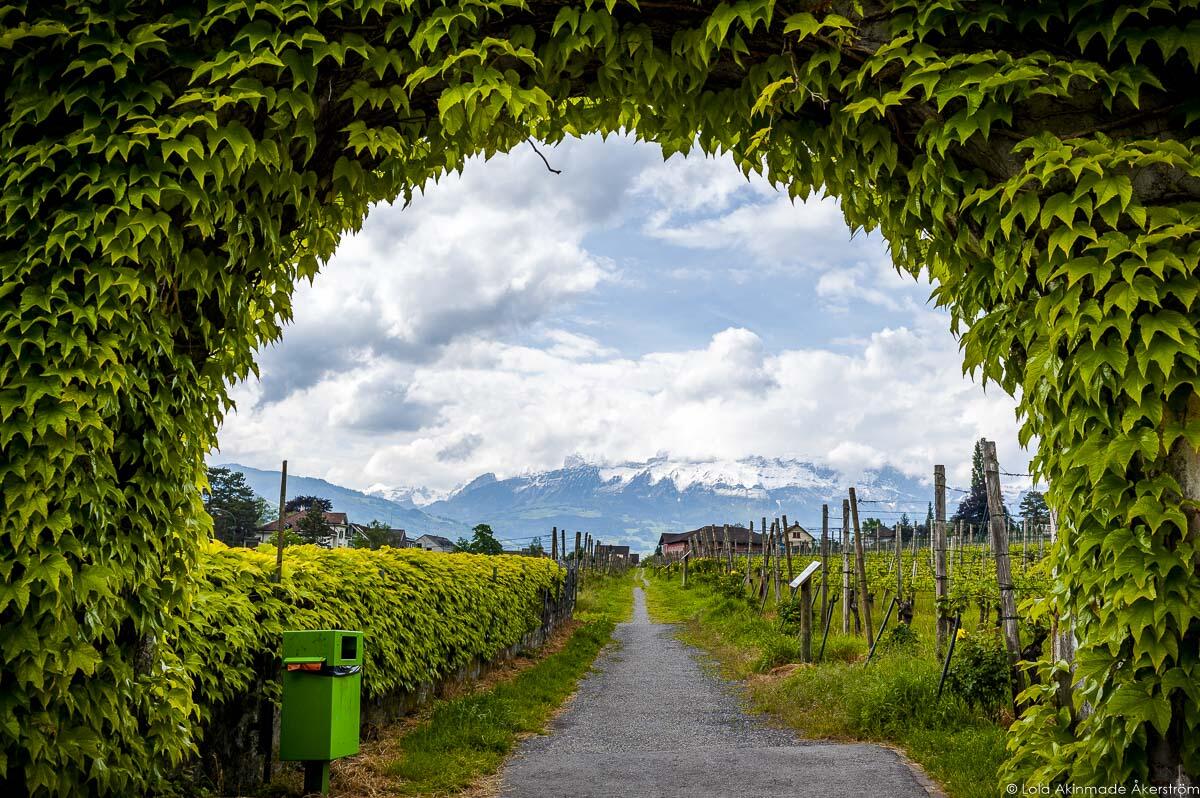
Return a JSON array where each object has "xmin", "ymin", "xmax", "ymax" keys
[
  {"xmin": 952, "ymin": 439, "xmax": 989, "ymax": 526},
  {"xmin": 1019, "ymin": 490, "xmax": 1050, "ymax": 526}
]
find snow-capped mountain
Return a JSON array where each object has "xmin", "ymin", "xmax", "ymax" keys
[
  {"xmin": 219, "ymin": 455, "xmax": 1023, "ymax": 555},
  {"xmin": 422, "ymin": 455, "xmax": 942, "ymax": 552},
  {"xmin": 363, "ymin": 483, "xmax": 448, "ymax": 508}
]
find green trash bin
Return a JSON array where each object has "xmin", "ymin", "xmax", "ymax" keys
[{"xmin": 279, "ymin": 630, "xmax": 364, "ymax": 793}]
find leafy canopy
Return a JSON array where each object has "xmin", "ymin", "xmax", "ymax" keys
[
  {"xmin": 456, "ymin": 523, "xmax": 504, "ymax": 555},
  {"xmin": 2, "ymin": 0, "xmax": 1199, "ymax": 793}
]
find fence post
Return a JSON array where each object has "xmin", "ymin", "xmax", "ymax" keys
[
  {"xmin": 800, "ymin": 579, "xmax": 813, "ymax": 663},
  {"xmin": 551, "ymin": 526, "xmax": 558, "ymax": 561},
  {"xmin": 842, "ymin": 498, "xmax": 852, "ymax": 635},
  {"xmin": 849, "ymin": 487, "xmax": 874, "ymax": 646},
  {"xmin": 820, "ymin": 504, "xmax": 829, "ymax": 631},
  {"xmin": 983, "ymin": 439, "xmax": 1024, "ymax": 713},
  {"xmin": 782, "ymin": 514, "xmax": 795, "ymax": 584},
  {"xmin": 895, "ymin": 517, "xmax": 903, "ymax": 602},
  {"xmin": 574, "ymin": 531, "xmax": 582, "ymax": 602},
  {"xmin": 934, "ymin": 464, "xmax": 950, "ymax": 656}
]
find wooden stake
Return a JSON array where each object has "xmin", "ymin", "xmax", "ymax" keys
[
  {"xmin": 782, "ymin": 514, "xmax": 795, "ymax": 582},
  {"xmin": 850, "ymin": 487, "xmax": 875, "ymax": 645},
  {"xmin": 723, "ymin": 524, "xmax": 731, "ymax": 572},
  {"xmin": 895, "ymin": 517, "xmax": 903, "ymax": 602},
  {"xmin": 744, "ymin": 520, "xmax": 754, "ymax": 584},
  {"xmin": 551, "ymin": 526, "xmax": 558, "ymax": 561},
  {"xmin": 842, "ymin": 499, "xmax": 851, "ymax": 635},
  {"xmin": 760, "ymin": 521, "xmax": 773, "ymax": 611},
  {"xmin": 820, "ymin": 504, "xmax": 830, "ymax": 630},
  {"xmin": 982, "ymin": 439, "xmax": 1024, "ymax": 712},
  {"xmin": 934, "ymin": 464, "xmax": 950, "ymax": 656},
  {"xmin": 799, "ymin": 578, "xmax": 813, "ymax": 663},
  {"xmin": 772, "ymin": 521, "xmax": 782, "ymax": 604}
]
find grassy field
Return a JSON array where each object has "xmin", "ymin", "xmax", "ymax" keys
[
  {"xmin": 642, "ymin": 566, "xmax": 1007, "ymax": 798},
  {"xmin": 363, "ymin": 569, "xmax": 635, "ymax": 796}
]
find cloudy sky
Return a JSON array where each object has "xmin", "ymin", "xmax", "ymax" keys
[{"xmin": 214, "ymin": 134, "xmax": 1030, "ymax": 495}]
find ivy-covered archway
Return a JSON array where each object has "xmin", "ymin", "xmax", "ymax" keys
[{"xmin": 2, "ymin": 1, "xmax": 1198, "ymax": 793}]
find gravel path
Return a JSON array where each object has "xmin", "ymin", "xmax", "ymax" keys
[{"xmin": 499, "ymin": 585, "xmax": 937, "ymax": 798}]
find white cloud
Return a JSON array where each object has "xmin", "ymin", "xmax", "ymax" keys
[
  {"xmin": 215, "ymin": 136, "xmax": 1028, "ymax": 496},
  {"xmin": 253, "ymin": 137, "xmax": 658, "ymax": 402},
  {"xmin": 218, "ymin": 318, "xmax": 1024, "ymax": 494}
]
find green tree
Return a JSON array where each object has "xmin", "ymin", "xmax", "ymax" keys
[
  {"xmin": 952, "ymin": 440, "xmax": 989, "ymax": 528},
  {"xmin": 352, "ymin": 520, "xmax": 403, "ymax": 550},
  {"xmin": 455, "ymin": 523, "xmax": 503, "ymax": 555},
  {"xmin": 1019, "ymin": 491, "xmax": 1051, "ymax": 527},
  {"xmin": 202, "ymin": 467, "xmax": 270, "ymax": 547},
  {"xmin": 285, "ymin": 495, "xmax": 332, "ymax": 514},
  {"xmin": 528, "ymin": 536, "xmax": 544, "ymax": 556},
  {"xmin": 296, "ymin": 505, "xmax": 332, "ymax": 548}
]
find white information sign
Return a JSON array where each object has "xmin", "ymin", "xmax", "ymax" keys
[{"xmin": 789, "ymin": 560, "xmax": 822, "ymax": 589}]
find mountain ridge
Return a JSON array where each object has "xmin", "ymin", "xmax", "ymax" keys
[{"xmin": 213, "ymin": 455, "xmax": 1021, "ymax": 554}]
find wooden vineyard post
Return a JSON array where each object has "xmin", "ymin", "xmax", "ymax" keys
[
  {"xmin": 760, "ymin": 521, "xmax": 773, "ymax": 611},
  {"xmin": 842, "ymin": 498, "xmax": 852, "ymax": 635},
  {"xmin": 850, "ymin": 487, "xmax": 874, "ymax": 646},
  {"xmin": 682, "ymin": 544, "xmax": 689, "ymax": 587},
  {"xmin": 895, "ymin": 517, "xmax": 903, "ymax": 603},
  {"xmin": 772, "ymin": 520, "xmax": 782, "ymax": 604},
  {"xmin": 983, "ymin": 439, "xmax": 1024, "ymax": 712},
  {"xmin": 724, "ymin": 524, "xmax": 732, "ymax": 572},
  {"xmin": 744, "ymin": 520, "xmax": 754, "ymax": 583},
  {"xmin": 800, "ymin": 578, "xmax": 813, "ymax": 663},
  {"xmin": 782, "ymin": 514, "xmax": 795, "ymax": 584},
  {"xmin": 574, "ymin": 531, "xmax": 582, "ymax": 601},
  {"xmin": 934, "ymin": 465, "xmax": 950, "ymax": 656},
  {"xmin": 551, "ymin": 526, "xmax": 558, "ymax": 561},
  {"xmin": 761, "ymin": 517, "xmax": 769, "ymax": 601},
  {"xmin": 820, "ymin": 504, "xmax": 830, "ymax": 630}
]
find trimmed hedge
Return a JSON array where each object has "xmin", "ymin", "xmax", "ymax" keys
[{"xmin": 183, "ymin": 543, "xmax": 564, "ymax": 723}]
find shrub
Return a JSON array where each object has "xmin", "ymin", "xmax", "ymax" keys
[
  {"xmin": 754, "ymin": 637, "xmax": 803, "ymax": 672},
  {"xmin": 179, "ymin": 543, "xmax": 564, "ymax": 733},
  {"xmin": 946, "ymin": 630, "xmax": 1011, "ymax": 713},
  {"xmin": 879, "ymin": 623, "xmax": 920, "ymax": 654},
  {"xmin": 776, "ymin": 598, "xmax": 809, "ymax": 633}
]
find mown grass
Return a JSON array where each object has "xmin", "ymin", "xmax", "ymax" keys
[
  {"xmin": 382, "ymin": 569, "xmax": 634, "ymax": 795},
  {"xmin": 643, "ymin": 569, "xmax": 1006, "ymax": 798}
]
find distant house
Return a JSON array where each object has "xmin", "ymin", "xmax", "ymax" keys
[
  {"xmin": 257, "ymin": 511, "xmax": 353, "ymax": 548},
  {"xmin": 350, "ymin": 524, "xmax": 407, "ymax": 549},
  {"xmin": 657, "ymin": 525, "xmax": 763, "ymax": 558},
  {"xmin": 783, "ymin": 523, "xmax": 817, "ymax": 553},
  {"xmin": 594, "ymin": 544, "xmax": 631, "ymax": 562},
  {"xmin": 413, "ymin": 534, "xmax": 455, "ymax": 553}
]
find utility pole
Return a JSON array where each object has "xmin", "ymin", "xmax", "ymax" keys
[{"xmin": 273, "ymin": 460, "xmax": 288, "ymax": 583}]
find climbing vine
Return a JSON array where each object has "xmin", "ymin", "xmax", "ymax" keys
[{"xmin": 2, "ymin": 0, "xmax": 1198, "ymax": 793}]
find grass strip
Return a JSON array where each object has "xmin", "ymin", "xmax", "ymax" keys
[
  {"xmin": 381, "ymin": 571, "xmax": 634, "ymax": 795},
  {"xmin": 643, "ymin": 570, "xmax": 1005, "ymax": 798}
]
